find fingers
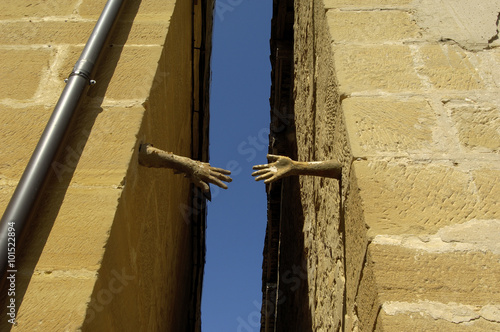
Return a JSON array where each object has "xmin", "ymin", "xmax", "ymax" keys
[
  {"xmin": 209, "ymin": 166, "xmax": 231, "ymax": 175},
  {"xmin": 192, "ymin": 177, "xmax": 210, "ymax": 193},
  {"xmin": 254, "ymin": 172, "xmax": 274, "ymax": 182},
  {"xmin": 252, "ymin": 163, "xmax": 270, "ymax": 170},
  {"xmin": 209, "ymin": 170, "xmax": 232, "ymax": 183},
  {"xmin": 267, "ymin": 154, "xmax": 281, "ymax": 162},
  {"xmin": 251, "ymin": 169, "xmax": 268, "ymax": 176},
  {"xmin": 206, "ymin": 175, "xmax": 229, "ymax": 189},
  {"xmin": 263, "ymin": 175, "xmax": 278, "ymax": 184},
  {"xmin": 253, "ymin": 154, "xmax": 282, "ymax": 170}
]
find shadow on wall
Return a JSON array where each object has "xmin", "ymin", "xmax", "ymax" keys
[
  {"xmin": 275, "ymin": 175, "xmax": 313, "ymax": 332},
  {"xmin": 0, "ymin": 0, "xmax": 141, "ymax": 329}
]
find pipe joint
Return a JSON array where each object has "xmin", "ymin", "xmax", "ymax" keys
[{"xmin": 68, "ymin": 59, "xmax": 96, "ymax": 85}]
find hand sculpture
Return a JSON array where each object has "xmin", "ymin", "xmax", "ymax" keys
[
  {"xmin": 252, "ymin": 154, "xmax": 341, "ymax": 184},
  {"xmin": 138, "ymin": 144, "xmax": 232, "ymax": 194}
]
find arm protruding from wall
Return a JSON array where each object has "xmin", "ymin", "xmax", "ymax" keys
[
  {"xmin": 138, "ymin": 144, "xmax": 232, "ymax": 193},
  {"xmin": 252, "ymin": 154, "xmax": 341, "ymax": 184}
]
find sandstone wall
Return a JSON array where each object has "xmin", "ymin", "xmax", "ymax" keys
[
  {"xmin": 0, "ymin": 0, "xmax": 211, "ymax": 330},
  {"xmin": 280, "ymin": 0, "xmax": 500, "ymax": 330}
]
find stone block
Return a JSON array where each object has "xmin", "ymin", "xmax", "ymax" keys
[
  {"xmin": 344, "ymin": 169, "xmax": 371, "ymax": 319},
  {"xmin": 333, "ymin": 45, "xmax": 422, "ymax": 94},
  {"xmin": 79, "ymin": 0, "xmax": 176, "ymax": 21},
  {"xmin": 417, "ymin": 45, "xmax": 484, "ymax": 90},
  {"xmin": 0, "ymin": 21, "xmax": 96, "ymax": 45},
  {"xmin": 378, "ymin": 310, "xmax": 500, "ymax": 331},
  {"xmin": 354, "ymin": 161, "xmax": 478, "ymax": 236},
  {"xmin": 0, "ymin": 1, "xmax": 79, "ymax": 19},
  {"xmin": 0, "ymin": 185, "xmax": 15, "ymax": 218},
  {"xmin": 473, "ymin": 169, "xmax": 500, "ymax": 219},
  {"xmin": 327, "ymin": 10, "xmax": 421, "ymax": 43},
  {"xmin": 111, "ymin": 20, "xmax": 171, "ymax": 45},
  {"xmin": 0, "ymin": 19, "xmax": 170, "ymax": 47},
  {"xmin": 448, "ymin": 103, "xmax": 500, "ymax": 152},
  {"xmin": 0, "ymin": 106, "xmax": 52, "ymax": 180},
  {"xmin": 19, "ymin": 187, "xmax": 122, "ymax": 270},
  {"xmin": 355, "ymin": 253, "xmax": 380, "ymax": 332},
  {"xmin": 370, "ymin": 243, "xmax": 500, "ymax": 305},
  {"xmin": 0, "ymin": 48, "xmax": 53, "ymax": 100},
  {"xmin": 343, "ymin": 97, "xmax": 437, "ymax": 156},
  {"xmin": 4, "ymin": 273, "xmax": 96, "ymax": 331},
  {"xmin": 50, "ymin": 105, "xmax": 144, "ymax": 187},
  {"xmin": 90, "ymin": 46, "xmax": 163, "ymax": 100},
  {"xmin": 323, "ymin": 0, "xmax": 412, "ymax": 9}
]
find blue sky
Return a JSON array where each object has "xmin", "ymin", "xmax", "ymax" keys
[{"xmin": 201, "ymin": 1, "xmax": 272, "ymax": 331}]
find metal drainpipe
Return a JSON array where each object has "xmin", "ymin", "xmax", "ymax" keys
[{"xmin": 0, "ymin": 0, "xmax": 125, "ymax": 280}]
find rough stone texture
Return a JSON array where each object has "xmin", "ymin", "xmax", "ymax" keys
[
  {"xmin": 417, "ymin": 45, "xmax": 484, "ymax": 90},
  {"xmin": 378, "ymin": 311, "xmax": 500, "ymax": 332},
  {"xmin": 0, "ymin": 48, "xmax": 53, "ymax": 100},
  {"xmin": 448, "ymin": 102, "xmax": 500, "ymax": 152},
  {"xmin": 333, "ymin": 45, "xmax": 423, "ymax": 94},
  {"xmin": 324, "ymin": 0, "xmax": 413, "ymax": 8},
  {"xmin": 0, "ymin": 0, "xmax": 212, "ymax": 331},
  {"xmin": 370, "ymin": 244, "xmax": 500, "ymax": 305},
  {"xmin": 293, "ymin": 1, "xmax": 345, "ymax": 331},
  {"xmin": 327, "ymin": 10, "xmax": 421, "ymax": 43},
  {"xmin": 413, "ymin": 0, "xmax": 500, "ymax": 51},
  {"xmin": 272, "ymin": 0, "xmax": 500, "ymax": 330},
  {"xmin": 343, "ymin": 97, "xmax": 437, "ymax": 156}
]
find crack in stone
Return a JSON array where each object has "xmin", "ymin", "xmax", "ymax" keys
[
  {"xmin": 487, "ymin": 12, "xmax": 500, "ymax": 45},
  {"xmin": 382, "ymin": 300, "xmax": 500, "ymax": 324},
  {"xmin": 372, "ymin": 219, "xmax": 500, "ymax": 255}
]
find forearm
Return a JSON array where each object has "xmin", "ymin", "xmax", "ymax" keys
[
  {"xmin": 292, "ymin": 160, "xmax": 342, "ymax": 179},
  {"xmin": 138, "ymin": 144, "xmax": 194, "ymax": 174}
]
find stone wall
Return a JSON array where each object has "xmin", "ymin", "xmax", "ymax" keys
[
  {"xmin": 0, "ymin": 0, "xmax": 212, "ymax": 330},
  {"xmin": 267, "ymin": 0, "xmax": 500, "ymax": 330}
]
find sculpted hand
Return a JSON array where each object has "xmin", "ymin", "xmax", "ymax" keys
[
  {"xmin": 189, "ymin": 161, "xmax": 232, "ymax": 193},
  {"xmin": 138, "ymin": 144, "xmax": 232, "ymax": 193},
  {"xmin": 252, "ymin": 154, "xmax": 296, "ymax": 184},
  {"xmin": 252, "ymin": 154, "xmax": 342, "ymax": 184}
]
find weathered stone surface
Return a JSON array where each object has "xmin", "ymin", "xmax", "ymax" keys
[
  {"xmin": 0, "ymin": 18, "xmax": 174, "ymax": 47},
  {"xmin": 0, "ymin": 1, "xmax": 80, "ymax": 19},
  {"xmin": 379, "ymin": 308, "xmax": 500, "ymax": 331},
  {"xmin": 355, "ymin": 160, "xmax": 479, "ymax": 236},
  {"xmin": 412, "ymin": 0, "xmax": 500, "ymax": 51},
  {"xmin": 333, "ymin": 45, "xmax": 422, "ymax": 94},
  {"xmin": 283, "ymin": 0, "xmax": 500, "ymax": 331},
  {"xmin": 0, "ymin": 185, "xmax": 15, "ymax": 218},
  {"xmin": 370, "ymin": 243, "xmax": 500, "ymax": 306},
  {"xmin": 473, "ymin": 169, "xmax": 500, "ymax": 220},
  {"xmin": 475, "ymin": 50, "xmax": 500, "ymax": 89},
  {"xmin": 292, "ymin": 2, "xmax": 345, "ymax": 331},
  {"xmin": 343, "ymin": 97, "xmax": 437, "ymax": 156},
  {"xmin": 416, "ymin": 45, "xmax": 484, "ymax": 90},
  {"xmin": 0, "ymin": 21, "xmax": 96, "ymax": 45},
  {"xmin": 80, "ymin": 0, "xmax": 176, "ymax": 21},
  {"xmin": 327, "ymin": 10, "xmax": 421, "ymax": 43},
  {"xmin": 11, "ymin": 273, "xmax": 97, "ymax": 331},
  {"xmin": 0, "ymin": 0, "xmax": 208, "ymax": 331},
  {"xmin": 19, "ymin": 187, "xmax": 121, "ymax": 271},
  {"xmin": 324, "ymin": 0, "xmax": 412, "ymax": 9},
  {"xmin": 355, "ymin": 252, "xmax": 381, "ymax": 332},
  {"xmin": 51, "ymin": 106, "xmax": 145, "ymax": 187},
  {"xmin": 0, "ymin": 106, "xmax": 52, "ymax": 180},
  {"xmin": 0, "ymin": 48, "xmax": 53, "ymax": 100},
  {"xmin": 372, "ymin": 219, "xmax": 500, "ymax": 255},
  {"xmin": 91, "ymin": 46, "xmax": 163, "ymax": 100},
  {"xmin": 447, "ymin": 102, "xmax": 500, "ymax": 152}
]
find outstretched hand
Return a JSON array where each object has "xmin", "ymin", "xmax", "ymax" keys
[
  {"xmin": 138, "ymin": 144, "xmax": 232, "ymax": 194},
  {"xmin": 252, "ymin": 154, "xmax": 295, "ymax": 184},
  {"xmin": 190, "ymin": 161, "xmax": 232, "ymax": 193}
]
